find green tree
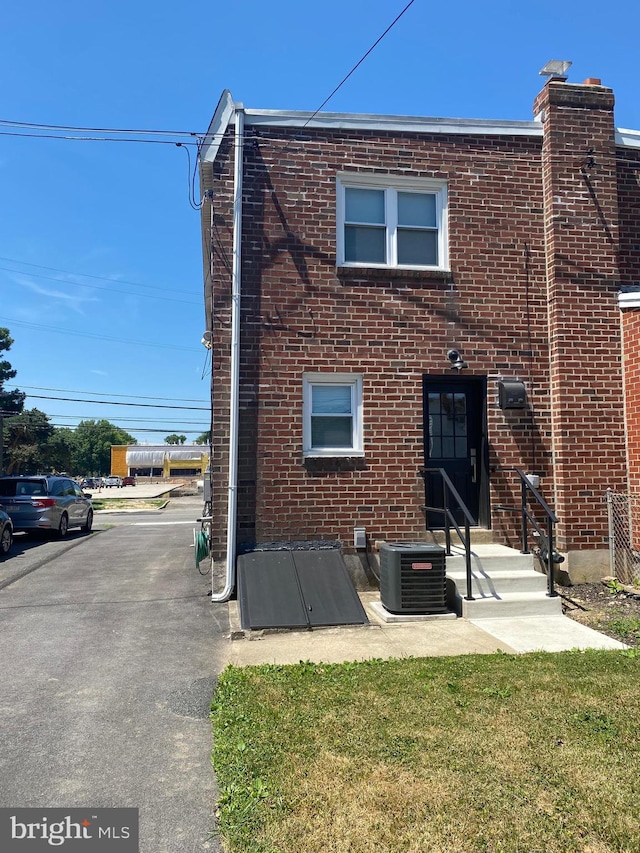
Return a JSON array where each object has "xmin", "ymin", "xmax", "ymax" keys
[
  {"xmin": 73, "ymin": 420, "xmax": 136, "ymax": 475},
  {"xmin": 0, "ymin": 327, "xmax": 26, "ymax": 416},
  {"xmin": 165, "ymin": 434, "xmax": 186, "ymax": 445},
  {"xmin": 45, "ymin": 427, "xmax": 76, "ymax": 474},
  {"xmin": 194, "ymin": 431, "xmax": 211, "ymax": 445},
  {"xmin": 4, "ymin": 408, "xmax": 53, "ymax": 474}
]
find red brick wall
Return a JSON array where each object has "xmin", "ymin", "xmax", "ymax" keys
[
  {"xmin": 533, "ymin": 81, "xmax": 626, "ymax": 552},
  {"xmin": 207, "ymin": 126, "xmax": 553, "ymax": 557},
  {"xmin": 205, "ymin": 82, "xmax": 636, "ymax": 560}
]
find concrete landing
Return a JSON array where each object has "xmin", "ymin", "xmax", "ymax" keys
[
  {"xmin": 225, "ymin": 591, "xmax": 627, "ymax": 666},
  {"xmin": 468, "ymin": 615, "xmax": 628, "ymax": 653}
]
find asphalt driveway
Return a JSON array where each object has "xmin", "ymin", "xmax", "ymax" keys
[{"xmin": 0, "ymin": 496, "xmax": 229, "ymax": 852}]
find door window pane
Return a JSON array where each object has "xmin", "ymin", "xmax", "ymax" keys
[{"xmin": 427, "ymin": 392, "xmax": 469, "ymax": 459}]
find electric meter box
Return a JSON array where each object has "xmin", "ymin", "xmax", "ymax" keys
[{"xmin": 498, "ymin": 380, "xmax": 527, "ymax": 409}]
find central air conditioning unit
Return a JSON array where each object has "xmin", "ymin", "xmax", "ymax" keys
[{"xmin": 379, "ymin": 542, "xmax": 447, "ymax": 615}]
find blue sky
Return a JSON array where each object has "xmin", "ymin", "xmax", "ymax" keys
[{"xmin": 1, "ymin": 0, "xmax": 638, "ymax": 444}]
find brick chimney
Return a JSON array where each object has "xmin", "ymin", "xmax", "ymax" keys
[{"xmin": 534, "ymin": 78, "xmax": 626, "ymax": 577}]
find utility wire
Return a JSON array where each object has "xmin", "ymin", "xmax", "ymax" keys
[
  {"xmin": 0, "ymin": 129, "xmax": 199, "ymax": 146},
  {"xmin": 0, "ymin": 256, "xmax": 198, "ymax": 297},
  {"xmin": 46, "ymin": 414, "xmax": 208, "ymax": 424},
  {"xmin": 0, "ymin": 118, "xmax": 201, "ymax": 137},
  {"xmin": 301, "ymin": 0, "xmax": 418, "ymax": 127},
  {"xmin": 21, "ymin": 393, "xmax": 209, "ymax": 411},
  {"xmin": 5, "ymin": 384, "xmax": 207, "ymax": 403},
  {"xmin": 4, "ymin": 422, "xmax": 207, "ymax": 435},
  {"xmin": 0, "ymin": 316, "xmax": 201, "ymax": 353},
  {"xmin": 0, "ymin": 266, "xmax": 200, "ymax": 306}
]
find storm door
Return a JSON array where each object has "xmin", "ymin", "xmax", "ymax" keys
[{"xmin": 422, "ymin": 376, "xmax": 488, "ymax": 529}]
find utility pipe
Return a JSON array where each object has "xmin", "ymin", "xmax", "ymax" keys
[{"xmin": 211, "ymin": 105, "xmax": 244, "ymax": 602}]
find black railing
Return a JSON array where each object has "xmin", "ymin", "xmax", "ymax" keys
[
  {"xmin": 509, "ymin": 468, "xmax": 561, "ymax": 597},
  {"xmin": 419, "ymin": 467, "xmax": 475, "ymax": 601}
]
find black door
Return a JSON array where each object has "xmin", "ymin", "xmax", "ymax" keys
[{"xmin": 422, "ymin": 376, "xmax": 487, "ymax": 528}]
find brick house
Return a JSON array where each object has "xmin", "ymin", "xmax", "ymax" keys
[{"xmin": 199, "ymin": 74, "xmax": 640, "ymax": 586}]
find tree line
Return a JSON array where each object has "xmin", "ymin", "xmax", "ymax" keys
[{"xmin": 0, "ymin": 328, "xmax": 210, "ymax": 476}]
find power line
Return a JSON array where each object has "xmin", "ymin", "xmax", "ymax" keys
[
  {"xmin": 0, "ymin": 316, "xmax": 201, "ymax": 353},
  {"xmin": 0, "ymin": 256, "xmax": 198, "ymax": 297},
  {"xmin": 5, "ymin": 421, "xmax": 207, "ymax": 435},
  {"xmin": 46, "ymin": 414, "xmax": 208, "ymax": 425},
  {"xmin": 0, "ymin": 265, "xmax": 200, "ymax": 306},
  {"xmin": 5, "ymin": 384, "xmax": 207, "ymax": 403},
  {"xmin": 0, "ymin": 118, "xmax": 201, "ymax": 137},
  {"xmin": 302, "ymin": 0, "xmax": 418, "ymax": 127},
  {"xmin": 20, "ymin": 393, "xmax": 209, "ymax": 411},
  {"xmin": 0, "ymin": 129, "xmax": 200, "ymax": 147}
]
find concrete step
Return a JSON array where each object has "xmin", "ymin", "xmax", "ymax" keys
[
  {"xmin": 461, "ymin": 590, "xmax": 563, "ymax": 619},
  {"xmin": 447, "ymin": 568, "xmax": 548, "ymax": 596},
  {"xmin": 445, "ymin": 544, "xmax": 557, "ymax": 619}
]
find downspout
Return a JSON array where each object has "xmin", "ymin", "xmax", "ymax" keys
[{"xmin": 211, "ymin": 105, "xmax": 244, "ymax": 602}]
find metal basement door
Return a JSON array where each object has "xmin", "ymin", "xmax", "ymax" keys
[{"xmin": 237, "ymin": 548, "xmax": 369, "ymax": 630}]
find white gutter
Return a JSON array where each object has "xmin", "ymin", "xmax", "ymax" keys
[{"xmin": 211, "ymin": 105, "xmax": 244, "ymax": 602}]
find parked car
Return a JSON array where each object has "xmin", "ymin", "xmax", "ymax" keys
[
  {"xmin": 0, "ymin": 506, "xmax": 13, "ymax": 557},
  {"xmin": 122, "ymin": 476, "xmax": 136, "ymax": 486},
  {"xmin": 0, "ymin": 476, "xmax": 93, "ymax": 538},
  {"xmin": 103, "ymin": 476, "xmax": 123, "ymax": 488}
]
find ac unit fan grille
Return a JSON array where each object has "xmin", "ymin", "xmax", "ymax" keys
[{"xmin": 399, "ymin": 554, "xmax": 446, "ymax": 609}]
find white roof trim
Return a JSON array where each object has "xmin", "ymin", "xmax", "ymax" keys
[
  {"xmin": 243, "ymin": 108, "xmax": 543, "ymax": 137},
  {"xmin": 619, "ymin": 289, "xmax": 640, "ymax": 309},
  {"xmin": 201, "ymin": 91, "xmax": 640, "ymax": 155},
  {"xmin": 616, "ymin": 128, "xmax": 640, "ymax": 149},
  {"xmin": 200, "ymin": 90, "xmax": 236, "ymax": 163}
]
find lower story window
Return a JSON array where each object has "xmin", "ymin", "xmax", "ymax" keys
[{"xmin": 303, "ymin": 373, "xmax": 363, "ymax": 456}]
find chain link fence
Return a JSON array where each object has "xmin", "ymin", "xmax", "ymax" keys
[{"xmin": 606, "ymin": 489, "xmax": 640, "ymax": 585}]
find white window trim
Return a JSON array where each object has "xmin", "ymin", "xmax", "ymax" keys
[
  {"xmin": 336, "ymin": 173, "xmax": 449, "ymax": 271},
  {"xmin": 303, "ymin": 373, "xmax": 364, "ymax": 457}
]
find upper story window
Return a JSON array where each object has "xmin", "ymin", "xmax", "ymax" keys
[
  {"xmin": 303, "ymin": 373, "xmax": 363, "ymax": 457},
  {"xmin": 336, "ymin": 175, "xmax": 448, "ymax": 270}
]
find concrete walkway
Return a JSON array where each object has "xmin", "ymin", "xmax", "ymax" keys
[{"xmin": 226, "ymin": 590, "xmax": 627, "ymax": 667}]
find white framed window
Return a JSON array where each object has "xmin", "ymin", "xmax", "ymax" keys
[
  {"xmin": 303, "ymin": 373, "xmax": 363, "ymax": 457},
  {"xmin": 336, "ymin": 174, "xmax": 448, "ymax": 270}
]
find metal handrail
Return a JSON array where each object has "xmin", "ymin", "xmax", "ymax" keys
[
  {"xmin": 419, "ymin": 467, "xmax": 476, "ymax": 601},
  {"xmin": 511, "ymin": 468, "xmax": 560, "ymax": 597}
]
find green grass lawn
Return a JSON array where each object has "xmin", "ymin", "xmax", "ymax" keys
[{"xmin": 212, "ymin": 650, "xmax": 640, "ymax": 853}]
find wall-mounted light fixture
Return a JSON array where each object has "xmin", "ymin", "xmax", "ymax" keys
[{"xmin": 447, "ymin": 349, "xmax": 468, "ymax": 371}]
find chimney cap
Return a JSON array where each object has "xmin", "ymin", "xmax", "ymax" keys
[{"xmin": 539, "ymin": 59, "xmax": 572, "ymax": 81}]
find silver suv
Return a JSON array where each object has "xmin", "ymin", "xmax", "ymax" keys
[{"xmin": 0, "ymin": 476, "xmax": 93, "ymax": 538}]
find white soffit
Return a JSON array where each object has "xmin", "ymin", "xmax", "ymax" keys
[
  {"xmin": 244, "ymin": 108, "xmax": 543, "ymax": 137},
  {"xmin": 201, "ymin": 91, "xmax": 640, "ymax": 153},
  {"xmin": 619, "ymin": 289, "xmax": 640, "ymax": 309},
  {"xmin": 201, "ymin": 89, "xmax": 236, "ymax": 163},
  {"xmin": 616, "ymin": 128, "xmax": 640, "ymax": 149}
]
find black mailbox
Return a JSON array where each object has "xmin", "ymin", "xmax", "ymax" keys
[{"xmin": 498, "ymin": 380, "xmax": 527, "ymax": 409}]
